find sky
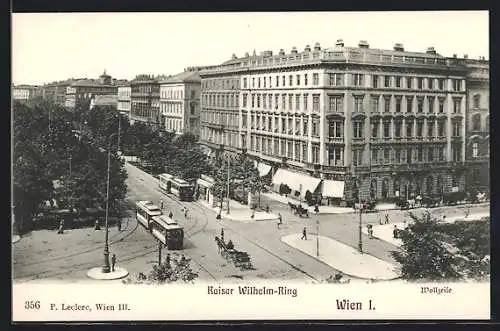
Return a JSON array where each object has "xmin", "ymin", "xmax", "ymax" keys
[{"xmin": 12, "ymin": 11, "xmax": 489, "ymax": 85}]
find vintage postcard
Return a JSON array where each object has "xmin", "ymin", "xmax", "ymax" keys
[{"xmin": 12, "ymin": 11, "xmax": 490, "ymax": 321}]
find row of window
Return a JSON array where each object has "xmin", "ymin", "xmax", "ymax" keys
[
  {"xmin": 131, "ymin": 85, "xmax": 159, "ymax": 94},
  {"xmin": 202, "ymin": 78, "xmax": 240, "ymax": 90},
  {"xmin": 241, "ymin": 114, "xmax": 320, "ymax": 137},
  {"xmin": 202, "ymin": 93, "xmax": 239, "ymax": 108},
  {"xmin": 352, "ymin": 119, "xmax": 462, "ymax": 138},
  {"xmin": 352, "ymin": 144, "xmax": 463, "ymax": 166},
  {"xmin": 160, "ymin": 89, "xmax": 183, "ymax": 99},
  {"xmin": 161, "ymin": 102, "xmax": 183, "ymax": 115},
  {"xmin": 201, "ymin": 128, "xmax": 239, "ymax": 148},
  {"xmin": 201, "ymin": 111, "xmax": 239, "ymax": 128},
  {"xmin": 241, "ymin": 73, "xmax": 464, "ymax": 91},
  {"xmin": 165, "ymin": 118, "xmax": 183, "ymax": 132}
]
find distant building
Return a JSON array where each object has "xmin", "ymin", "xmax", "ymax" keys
[
  {"xmin": 42, "ymin": 80, "xmax": 75, "ymax": 106},
  {"xmin": 65, "ymin": 70, "xmax": 118, "ymax": 111},
  {"xmin": 130, "ymin": 74, "xmax": 161, "ymax": 129},
  {"xmin": 159, "ymin": 70, "xmax": 201, "ymax": 136},
  {"xmin": 117, "ymin": 84, "xmax": 132, "ymax": 117},
  {"xmin": 12, "ymin": 84, "xmax": 43, "ymax": 102},
  {"xmin": 200, "ymin": 41, "xmax": 470, "ymax": 204},
  {"xmin": 90, "ymin": 94, "xmax": 118, "ymax": 109},
  {"xmin": 464, "ymin": 57, "xmax": 489, "ymax": 194}
]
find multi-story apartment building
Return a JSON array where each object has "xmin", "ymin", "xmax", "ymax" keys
[
  {"xmin": 42, "ymin": 80, "xmax": 75, "ymax": 106},
  {"xmin": 117, "ymin": 84, "xmax": 132, "ymax": 117},
  {"xmin": 200, "ymin": 41, "xmax": 468, "ymax": 204},
  {"xmin": 464, "ymin": 57, "xmax": 489, "ymax": 194},
  {"xmin": 65, "ymin": 71, "xmax": 118, "ymax": 111},
  {"xmin": 159, "ymin": 69, "xmax": 202, "ymax": 136},
  {"xmin": 12, "ymin": 84, "xmax": 43, "ymax": 102},
  {"xmin": 199, "ymin": 54, "xmax": 242, "ymax": 158},
  {"xmin": 129, "ymin": 75, "xmax": 161, "ymax": 129}
]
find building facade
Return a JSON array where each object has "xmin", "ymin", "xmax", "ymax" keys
[
  {"xmin": 464, "ymin": 58, "xmax": 489, "ymax": 194},
  {"xmin": 64, "ymin": 71, "xmax": 118, "ymax": 111},
  {"xmin": 12, "ymin": 85, "xmax": 43, "ymax": 102},
  {"xmin": 129, "ymin": 75, "xmax": 161, "ymax": 129},
  {"xmin": 200, "ymin": 41, "xmax": 469, "ymax": 204},
  {"xmin": 159, "ymin": 70, "xmax": 202, "ymax": 136},
  {"xmin": 117, "ymin": 85, "xmax": 132, "ymax": 117},
  {"xmin": 42, "ymin": 80, "xmax": 74, "ymax": 106}
]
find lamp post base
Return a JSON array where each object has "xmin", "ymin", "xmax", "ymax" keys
[{"xmin": 102, "ymin": 251, "xmax": 111, "ymax": 273}]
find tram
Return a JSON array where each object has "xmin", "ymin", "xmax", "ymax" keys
[
  {"xmin": 135, "ymin": 200, "xmax": 163, "ymax": 229},
  {"xmin": 150, "ymin": 214, "xmax": 184, "ymax": 250},
  {"xmin": 170, "ymin": 177, "xmax": 194, "ymax": 201},
  {"xmin": 158, "ymin": 173, "xmax": 174, "ymax": 194}
]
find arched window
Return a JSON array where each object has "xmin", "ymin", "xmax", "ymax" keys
[
  {"xmin": 473, "ymin": 94, "xmax": 481, "ymax": 109},
  {"xmin": 382, "ymin": 178, "xmax": 389, "ymax": 199},
  {"xmin": 370, "ymin": 179, "xmax": 377, "ymax": 200},
  {"xmin": 472, "ymin": 114, "xmax": 481, "ymax": 131},
  {"xmin": 426, "ymin": 176, "xmax": 434, "ymax": 195}
]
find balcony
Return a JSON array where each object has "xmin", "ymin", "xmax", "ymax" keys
[
  {"xmin": 206, "ymin": 123, "xmax": 225, "ymax": 130},
  {"xmin": 352, "ymin": 137, "xmax": 366, "ymax": 145},
  {"xmin": 327, "ymin": 136, "xmax": 344, "ymax": 144}
]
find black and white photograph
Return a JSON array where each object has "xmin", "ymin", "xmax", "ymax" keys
[{"xmin": 11, "ymin": 11, "xmax": 490, "ymax": 321}]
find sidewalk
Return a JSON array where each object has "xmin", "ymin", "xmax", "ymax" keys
[
  {"xmin": 198, "ymin": 199, "xmax": 279, "ymax": 222},
  {"xmin": 281, "ymin": 233, "xmax": 400, "ymax": 280},
  {"xmin": 363, "ymin": 211, "xmax": 490, "ymax": 248},
  {"xmin": 262, "ymin": 192, "xmax": 354, "ymax": 214}
]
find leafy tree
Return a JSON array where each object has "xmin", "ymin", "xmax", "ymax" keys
[
  {"xmin": 167, "ymin": 147, "xmax": 210, "ymax": 182},
  {"xmin": 173, "ymin": 132, "xmax": 197, "ymax": 150},
  {"xmin": 122, "ymin": 255, "xmax": 198, "ymax": 284},
  {"xmin": 392, "ymin": 211, "xmax": 462, "ymax": 281}
]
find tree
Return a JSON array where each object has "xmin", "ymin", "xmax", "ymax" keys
[
  {"xmin": 173, "ymin": 132, "xmax": 197, "ymax": 150},
  {"xmin": 392, "ymin": 211, "xmax": 462, "ymax": 281},
  {"xmin": 167, "ymin": 147, "xmax": 210, "ymax": 182},
  {"xmin": 122, "ymin": 255, "xmax": 199, "ymax": 284}
]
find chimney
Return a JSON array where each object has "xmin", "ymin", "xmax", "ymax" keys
[
  {"xmin": 453, "ymin": 54, "xmax": 457, "ymax": 58},
  {"xmin": 314, "ymin": 42, "xmax": 321, "ymax": 51},
  {"xmin": 304, "ymin": 45, "xmax": 311, "ymax": 52},
  {"xmin": 426, "ymin": 47, "xmax": 437, "ymax": 55},
  {"xmin": 279, "ymin": 49, "xmax": 285, "ymax": 56},
  {"xmin": 291, "ymin": 46, "xmax": 298, "ymax": 54},
  {"xmin": 335, "ymin": 39, "xmax": 344, "ymax": 47},
  {"xmin": 358, "ymin": 40, "xmax": 369, "ymax": 48},
  {"xmin": 463, "ymin": 54, "xmax": 468, "ymax": 59},
  {"xmin": 393, "ymin": 43, "xmax": 404, "ymax": 52}
]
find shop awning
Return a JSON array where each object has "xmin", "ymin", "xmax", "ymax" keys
[
  {"xmin": 257, "ymin": 163, "xmax": 272, "ymax": 177},
  {"xmin": 321, "ymin": 180, "xmax": 345, "ymax": 198},
  {"xmin": 197, "ymin": 178, "xmax": 214, "ymax": 188},
  {"xmin": 272, "ymin": 169, "xmax": 321, "ymax": 194}
]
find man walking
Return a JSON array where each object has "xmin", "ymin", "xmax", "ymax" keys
[
  {"xmin": 111, "ymin": 253, "xmax": 116, "ymax": 272},
  {"xmin": 301, "ymin": 227, "xmax": 307, "ymax": 240},
  {"xmin": 94, "ymin": 219, "xmax": 101, "ymax": 231},
  {"xmin": 117, "ymin": 218, "xmax": 122, "ymax": 231},
  {"xmin": 277, "ymin": 213, "xmax": 283, "ymax": 229},
  {"xmin": 384, "ymin": 213, "xmax": 390, "ymax": 224},
  {"xmin": 57, "ymin": 219, "xmax": 64, "ymax": 234},
  {"xmin": 168, "ymin": 211, "xmax": 173, "ymax": 219},
  {"xmin": 160, "ymin": 200, "xmax": 164, "ymax": 210}
]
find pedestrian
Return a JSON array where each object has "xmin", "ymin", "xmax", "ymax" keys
[
  {"xmin": 94, "ymin": 219, "xmax": 101, "ymax": 231},
  {"xmin": 301, "ymin": 227, "xmax": 307, "ymax": 240},
  {"xmin": 160, "ymin": 200, "xmax": 164, "ymax": 210},
  {"xmin": 251, "ymin": 209, "xmax": 255, "ymax": 219},
  {"xmin": 378, "ymin": 216, "xmax": 384, "ymax": 225},
  {"xmin": 277, "ymin": 213, "xmax": 283, "ymax": 229},
  {"xmin": 57, "ymin": 219, "xmax": 64, "ymax": 234},
  {"xmin": 227, "ymin": 240, "xmax": 234, "ymax": 250},
  {"xmin": 165, "ymin": 253, "xmax": 171, "ymax": 267},
  {"xmin": 314, "ymin": 204, "xmax": 319, "ymax": 214},
  {"xmin": 393, "ymin": 225, "xmax": 399, "ymax": 239},
  {"xmin": 367, "ymin": 224, "xmax": 373, "ymax": 239},
  {"xmin": 442, "ymin": 215, "xmax": 447, "ymax": 223},
  {"xmin": 168, "ymin": 211, "xmax": 173, "ymax": 219},
  {"xmin": 266, "ymin": 205, "xmax": 270, "ymax": 213},
  {"xmin": 184, "ymin": 209, "xmax": 188, "ymax": 218},
  {"xmin": 384, "ymin": 213, "xmax": 390, "ymax": 224},
  {"xmin": 221, "ymin": 228, "xmax": 224, "ymax": 242},
  {"xmin": 117, "ymin": 218, "xmax": 122, "ymax": 231},
  {"xmin": 111, "ymin": 254, "xmax": 116, "ymax": 272}
]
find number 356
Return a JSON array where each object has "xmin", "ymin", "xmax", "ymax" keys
[{"xmin": 25, "ymin": 301, "xmax": 40, "ymax": 309}]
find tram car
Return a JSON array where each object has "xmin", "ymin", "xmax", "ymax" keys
[
  {"xmin": 158, "ymin": 173, "xmax": 174, "ymax": 194},
  {"xmin": 170, "ymin": 177, "xmax": 194, "ymax": 201},
  {"xmin": 150, "ymin": 214, "xmax": 184, "ymax": 250},
  {"xmin": 135, "ymin": 200, "xmax": 163, "ymax": 229}
]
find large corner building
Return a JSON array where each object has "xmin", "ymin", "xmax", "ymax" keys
[{"xmin": 199, "ymin": 40, "xmax": 481, "ymax": 205}]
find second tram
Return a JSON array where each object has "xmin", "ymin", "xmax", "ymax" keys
[
  {"xmin": 158, "ymin": 173, "xmax": 174, "ymax": 194},
  {"xmin": 150, "ymin": 214, "xmax": 184, "ymax": 250}
]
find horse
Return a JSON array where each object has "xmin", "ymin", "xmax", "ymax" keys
[{"xmin": 215, "ymin": 236, "xmax": 223, "ymax": 255}]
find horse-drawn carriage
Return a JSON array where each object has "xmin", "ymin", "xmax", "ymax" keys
[
  {"xmin": 288, "ymin": 202, "xmax": 310, "ymax": 218},
  {"xmin": 215, "ymin": 236, "xmax": 253, "ymax": 270}
]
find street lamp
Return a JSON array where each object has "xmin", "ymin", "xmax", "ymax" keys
[
  {"xmin": 352, "ymin": 168, "xmax": 363, "ymax": 254},
  {"xmin": 102, "ymin": 132, "xmax": 119, "ymax": 273}
]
